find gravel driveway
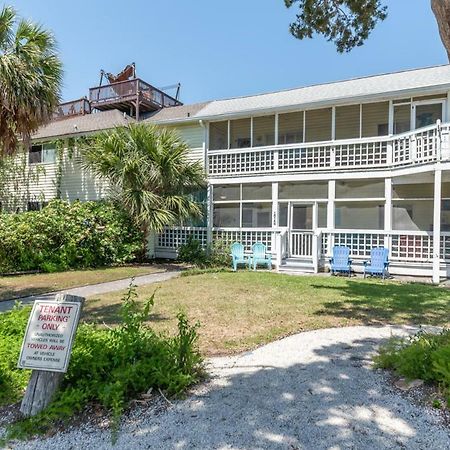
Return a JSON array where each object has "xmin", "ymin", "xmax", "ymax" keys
[{"xmin": 4, "ymin": 325, "xmax": 450, "ymax": 449}]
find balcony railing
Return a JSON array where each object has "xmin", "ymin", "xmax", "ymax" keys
[
  {"xmin": 89, "ymin": 78, "xmax": 182, "ymax": 109},
  {"xmin": 208, "ymin": 122, "xmax": 450, "ymax": 176},
  {"xmin": 52, "ymin": 98, "xmax": 91, "ymax": 120}
]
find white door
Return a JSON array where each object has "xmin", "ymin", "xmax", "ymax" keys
[{"xmin": 289, "ymin": 204, "xmax": 316, "ymax": 257}]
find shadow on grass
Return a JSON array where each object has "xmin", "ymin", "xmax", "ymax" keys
[
  {"xmin": 0, "ymin": 286, "xmax": 57, "ymax": 303},
  {"xmin": 83, "ymin": 299, "xmax": 170, "ymax": 326},
  {"xmin": 312, "ymin": 279, "xmax": 450, "ymax": 326}
]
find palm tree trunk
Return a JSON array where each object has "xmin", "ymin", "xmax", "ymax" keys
[{"xmin": 431, "ymin": 0, "xmax": 450, "ymax": 61}]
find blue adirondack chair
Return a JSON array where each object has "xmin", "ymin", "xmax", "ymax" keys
[
  {"xmin": 364, "ymin": 247, "xmax": 390, "ymax": 279},
  {"xmin": 230, "ymin": 242, "xmax": 250, "ymax": 271},
  {"xmin": 330, "ymin": 246, "xmax": 352, "ymax": 276},
  {"xmin": 251, "ymin": 242, "xmax": 272, "ymax": 271}
]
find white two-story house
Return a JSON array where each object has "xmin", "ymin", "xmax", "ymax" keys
[{"xmin": 10, "ymin": 65, "xmax": 450, "ymax": 283}]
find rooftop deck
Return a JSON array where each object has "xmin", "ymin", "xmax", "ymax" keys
[
  {"xmin": 89, "ymin": 78, "xmax": 182, "ymax": 116},
  {"xmin": 52, "ymin": 98, "xmax": 91, "ymax": 120}
]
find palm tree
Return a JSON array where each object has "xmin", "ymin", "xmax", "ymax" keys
[
  {"xmin": 0, "ymin": 6, "xmax": 63, "ymax": 156},
  {"xmin": 82, "ymin": 123, "xmax": 207, "ymax": 256}
]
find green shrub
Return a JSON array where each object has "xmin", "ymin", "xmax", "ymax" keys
[
  {"xmin": 0, "ymin": 199, "xmax": 142, "ymax": 273},
  {"xmin": 177, "ymin": 237, "xmax": 231, "ymax": 268},
  {"xmin": 374, "ymin": 329, "xmax": 450, "ymax": 404},
  {"xmin": 0, "ymin": 284, "xmax": 203, "ymax": 442},
  {"xmin": 0, "ymin": 304, "xmax": 31, "ymax": 405},
  {"xmin": 177, "ymin": 236, "xmax": 207, "ymax": 266}
]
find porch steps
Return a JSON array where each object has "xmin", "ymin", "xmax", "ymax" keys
[{"xmin": 278, "ymin": 257, "xmax": 315, "ymax": 275}]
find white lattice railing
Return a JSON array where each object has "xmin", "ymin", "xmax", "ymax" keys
[
  {"xmin": 208, "ymin": 122, "xmax": 449, "ymax": 176},
  {"xmin": 322, "ymin": 230, "xmax": 450, "ymax": 263},
  {"xmin": 156, "ymin": 227, "xmax": 208, "ymax": 250},
  {"xmin": 213, "ymin": 228, "xmax": 273, "ymax": 252}
]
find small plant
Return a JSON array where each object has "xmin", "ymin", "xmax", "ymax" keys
[
  {"xmin": 178, "ymin": 237, "xmax": 231, "ymax": 269},
  {"xmin": 177, "ymin": 237, "xmax": 207, "ymax": 266},
  {"xmin": 374, "ymin": 329, "xmax": 450, "ymax": 406},
  {"xmin": 0, "ymin": 283, "xmax": 203, "ymax": 443}
]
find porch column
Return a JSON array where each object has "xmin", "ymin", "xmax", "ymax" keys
[
  {"xmin": 272, "ymin": 182, "xmax": 280, "ymax": 266},
  {"xmin": 384, "ymin": 178, "xmax": 392, "ymax": 249},
  {"xmin": 327, "ymin": 180, "xmax": 336, "ymax": 257},
  {"xmin": 206, "ymin": 183, "xmax": 213, "ymax": 247},
  {"xmin": 433, "ymin": 169, "xmax": 442, "ymax": 284}
]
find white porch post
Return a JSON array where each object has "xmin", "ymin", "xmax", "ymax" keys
[
  {"xmin": 384, "ymin": 178, "xmax": 392, "ymax": 250},
  {"xmin": 312, "ymin": 202, "xmax": 319, "ymax": 273},
  {"xmin": 433, "ymin": 169, "xmax": 442, "ymax": 284},
  {"xmin": 206, "ymin": 183, "xmax": 213, "ymax": 248},
  {"xmin": 327, "ymin": 180, "xmax": 336, "ymax": 257},
  {"xmin": 272, "ymin": 182, "xmax": 280, "ymax": 266}
]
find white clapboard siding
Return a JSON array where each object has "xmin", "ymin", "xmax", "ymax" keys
[
  {"xmin": 59, "ymin": 148, "xmax": 109, "ymax": 202},
  {"xmin": 168, "ymin": 124, "xmax": 205, "ymax": 164}
]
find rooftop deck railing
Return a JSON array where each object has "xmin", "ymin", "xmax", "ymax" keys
[
  {"xmin": 52, "ymin": 98, "xmax": 91, "ymax": 120},
  {"xmin": 89, "ymin": 78, "xmax": 182, "ymax": 108},
  {"xmin": 208, "ymin": 122, "xmax": 450, "ymax": 176}
]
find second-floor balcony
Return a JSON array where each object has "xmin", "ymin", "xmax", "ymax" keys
[{"xmin": 207, "ymin": 122, "xmax": 450, "ymax": 177}]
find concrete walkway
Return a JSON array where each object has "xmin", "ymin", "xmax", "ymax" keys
[{"xmin": 0, "ymin": 271, "xmax": 180, "ymax": 313}]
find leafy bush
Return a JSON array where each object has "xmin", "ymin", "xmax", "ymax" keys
[
  {"xmin": 0, "ymin": 199, "xmax": 142, "ymax": 273},
  {"xmin": 177, "ymin": 237, "xmax": 231, "ymax": 268},
  {"xmin": 0, "ymin": 285, "xmax": 203, "ymax": 442},
  {"xmin": 0, "ymin": 304, "xmax": 31, "ymax": 405},
  {"xmin": 177, "ymin": 236, "xmax": 207, "ymax": 266},
  {"xmin": 374, "ymin": 329, "xmax": 450, "ymax": 405}
]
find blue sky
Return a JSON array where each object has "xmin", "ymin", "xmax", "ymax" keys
[{"xmin": 9, "ymin": 0, "xmax": 449, "ymax": 104}]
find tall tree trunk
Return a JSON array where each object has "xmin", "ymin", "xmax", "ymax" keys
[{"xmin": 431, "ymin": 0, "xmax": 450, "ymax": 61}]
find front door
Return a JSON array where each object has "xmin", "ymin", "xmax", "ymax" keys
[{"xmin": 289, "ymin": 204, "xmax": 315, "ymax": 257}]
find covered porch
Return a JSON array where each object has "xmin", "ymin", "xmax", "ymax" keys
[{"xmin": 155, "ymin": 168, "xmax": 450, "ymax": 283}]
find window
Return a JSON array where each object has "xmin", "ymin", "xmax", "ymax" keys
[
  {"xmin": 29, "ymin": 143, "xmax": 56, "ymax": 164},
  {"xmin": 27, "ymin": 201, "xmax": 47, "ymax": 211}
]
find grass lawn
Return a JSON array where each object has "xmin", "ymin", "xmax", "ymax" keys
[
  {"xmin": 0, "ymin": 265, "xmax": 170, "ymax": 302},
  {"xmin": 83, "ymin": 271, "xmax": 450, "ymax": 356}
]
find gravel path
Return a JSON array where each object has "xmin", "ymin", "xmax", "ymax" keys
[
  {"xmin": 4, "ymin": 325, "xmax": 449, "ymax": 450},
  {"xmin": 0, "ymin": 271, "xmax": 180, "ymax": 313}
]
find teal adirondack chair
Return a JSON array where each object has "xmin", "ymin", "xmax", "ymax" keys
[
  {"xmin": 364, "ymin": 247, "xmax": 390, "ymax": 279},
  {"xmin": 251, "ymin": 243, "xmax": 272, "ymax": 271},
  {"xmin": 330, "ymin": 246, "xmax": 352, "ymax": 277},
  {"xmin": 230, "ymin": 242, "xmax": 250, "ymax": 271}
]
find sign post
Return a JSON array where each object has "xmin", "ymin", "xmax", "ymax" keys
[{"xmin": 18, "ymin": 293, "xmax": 84, "ymax": 417}]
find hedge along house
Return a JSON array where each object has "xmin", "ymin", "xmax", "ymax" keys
[{"xmin": 8, "ymin": 64, "xmax": 450, "ymax": 283}]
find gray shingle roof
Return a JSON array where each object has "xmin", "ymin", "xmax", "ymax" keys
[
  {"xmin": 195, "ymin": 65, "xmax": 450, "ymax": 119},
  {"xmin": 33, "ymin": 109, "xmax": 134, "ymax": 140},
  {"xmin": 144, "ymin": 101, "xmax": 211, "ymax": 124}
]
